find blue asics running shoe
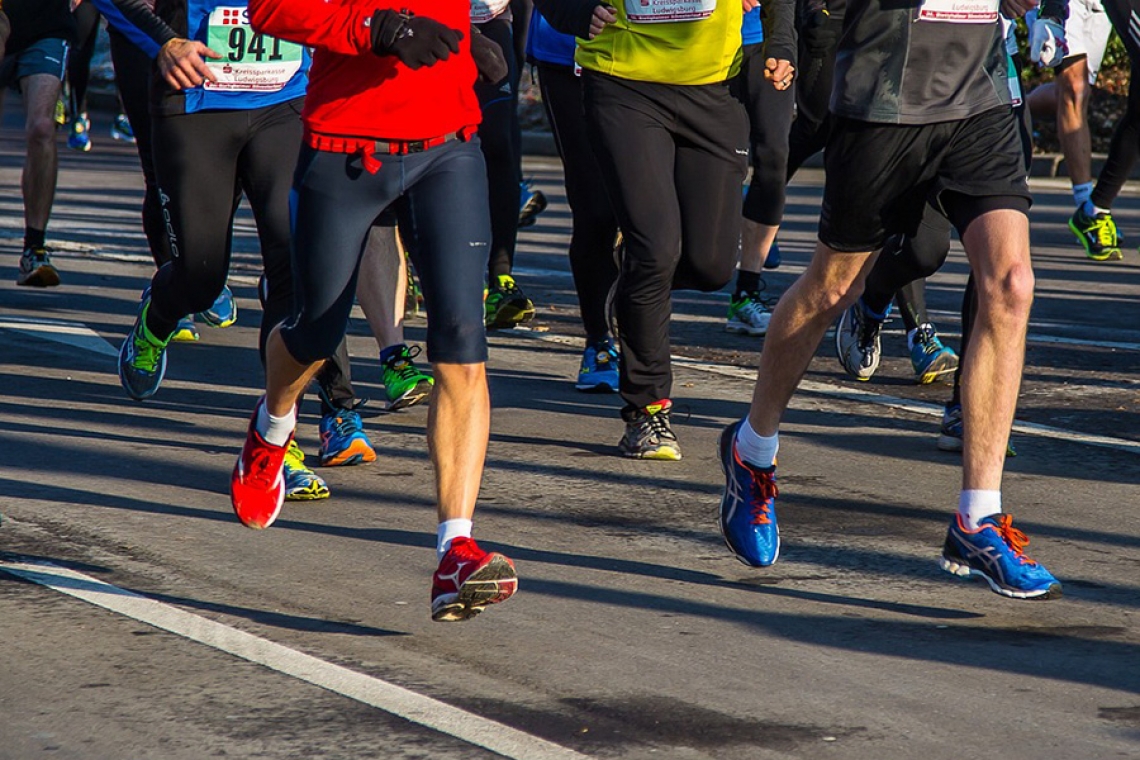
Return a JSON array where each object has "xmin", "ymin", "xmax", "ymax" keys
[
  {"xmin": 199, "ymin": 284, "xmax": 237, "ymax": 328},
  {"xmin": 718, "ymin": 421, "xmax": 779, "ymax": 567},
  {"xmin": 119, "ymin": 296, "xmax": 170, "ymax": 400},
  {"xmin": 319, "ymin": 408, "xmax": 377, "ymax": 467},
  {"xmin": 909, "ymin": 324, "xmax": 958, "ymax": 384},
  {"xmin": 940, "ymin": 513, "xmax": 1061, "ymax": 599},
  {"xmin": 576, "ymin": 338, "xmax": 619, "ymax": 392}
]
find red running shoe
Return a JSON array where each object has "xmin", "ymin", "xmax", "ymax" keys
[
  {"xmin": 231, "ymin": 402, "xmax": 289, "ymax": 529},
  {"xmin": 431, "ymin": 537, "xmax": 518, "ymax": 622}
]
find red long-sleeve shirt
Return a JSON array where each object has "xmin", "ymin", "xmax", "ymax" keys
[{"xmin": 248, "ymin": 0, "xmax": 480, "ymax": 141}]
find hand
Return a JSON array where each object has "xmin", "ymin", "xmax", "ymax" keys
[
  {"xmin": 1029, "ymin": 16, "xmax": 1067, "ymax": 67},
  {"xmin": 589, "ymin": 4, "xmax": 617, "ymax": 39},
  {"xmin": 157, "ymin": 38, "xmax": 221, "ymax": 90},
  {"xmin": 371, "ymin": 10, "xmax": 464, "ymax": 69},
  {"xmin": 742, "ymin": 0, "xmax": 761, "ymax": 11},
  {"xmin": 764, "ymin": 57, "xmax": 794, "ymax": 91},
  {"xmin": 470, "ymin": 25, "xmax": 508, "ymax": 83}
]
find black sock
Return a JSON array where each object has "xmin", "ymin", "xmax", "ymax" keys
[
  {"xmin": 24, "ymin": 227, "xmax": 45, "ymax": 250},
  {"xmin": 734, "ymin": 269, "xmax": 762, "ymax": 297}
]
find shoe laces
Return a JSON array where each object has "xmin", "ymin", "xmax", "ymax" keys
[
  {"xmin": 247, "ymin": 443, "xmax": 286, "ymax": 487},
  {"xmin": 131, "ymin": 327, "xmax": 165, "ymax": 373},
  {"xmin": 991, "ymin": 514, "xmax": 1036, "ymax": 564},
  {"xmin": 327, "ymin": 409, "xmax": 363, "ymax": 438},
  {"xmin": 1092, "ymin": 215, "xmax": 1117, "ymax": 247},
  {"xmin": 857, "ymin": 307, "xmax": 881, "ymax": 350},
  {"xmin": 914, "ymin": 325, "xmax": 942, "ymax": 355},
  {"xmin": 384, "ymin": 345, "xmax": 425, "ymax": 381},
  {"xmin": 736, "ymin": 451, "xmax": 778, "ymax": 525},
  {"xmin": 638, "ymin": 407, "xmax": 676, "ymax": 444}
]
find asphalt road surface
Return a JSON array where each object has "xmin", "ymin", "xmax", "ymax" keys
[{"xmin": 1, "ymin": 109, "xmax": 1138, "ymax": 760}]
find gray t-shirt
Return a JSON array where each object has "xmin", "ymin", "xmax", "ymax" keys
[{"xmin": 830, "ymin": 0, "xmax": 1010, "ymax": 124}]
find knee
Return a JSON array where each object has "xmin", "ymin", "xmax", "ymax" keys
[
  {"xmin": 684, "ymin": 256, "xmax": 737, "ymax": 292},
  {"xmin": 27, "ymin": 116, "xmax": 56, "ymax": 149},
  {"xmin": 978, "ymin": 263, "xmax": 1034, "ymax": 320}
]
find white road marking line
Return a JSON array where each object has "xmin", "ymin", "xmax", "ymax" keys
[
  {"xmin": 0, "ymin": 316, "xmax": 118, "ymax": 357},
  {"xmin": 509, "ymin": 330, "xmax": 1140, "ymax": 457},
  {"xmin": 0, "ymin": 558, "xmax": 592, "ymax": 760}
]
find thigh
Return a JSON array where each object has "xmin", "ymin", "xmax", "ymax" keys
[
  {"xmin": 936, "ymin": 107, "xmax": 1032, "ymax": 216},
  {"xmin": 239, "ymin": 100, "xmax": 303, "ymax": 258},
  {"xmin": 398, "ymin": 140, "xmax": 491, "ymax": 364}
]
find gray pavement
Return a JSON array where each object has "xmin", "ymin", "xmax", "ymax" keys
[{"xmin": 0, "ymin": 109, "xmax": 1138, "ymax": 760}]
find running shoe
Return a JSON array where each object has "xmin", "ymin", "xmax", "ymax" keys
[
  {"xmin": 198, "ymin": 284, "xmax": 237, "ymax": 328},
  {"xmin": 380, "ymin": 344, "xmax": 434, "ymax": 410},
  {"xmin": 909, "ymin": 324, "xmax": 958, "ymax": 384},
  {"xmin": 1069, "ymin": 206, "xmax": 1122, "ymax": 261},
  {"xmin": 16, "ymin": 247, "xmax": 61, "ymax": 287},
  {"xmin": 485, "ymin": 274, "xmax": 536, "ymax": 329},
  {"xmin": 318, "ymin": 407, "xmax": 377, "ymax": 466},
  {"xmin": 67, "ymin": 113, "xmax": 92, "ymax": 152},
  {"xmin": 54, "ymin": 98, "xmax": 67, "ymax": 126},
  {"xmin": 431, "ymin": 536, "xmax": 518, "ymax": 622},
  {"xmin": 283, "ymin": 441, "xmax": 330, "ymax": 501},
  {"xmin": 764, "ymin": 241, "xmax": 781, "ymax": 269},
  {"xmin": 231, "ymin": 401, "xmax": 289, "ymax": 529},
  {"xmin": 725, "ymin": 290, "xmax": 771, "ymax": 336},
  {"xmin": 110, "ymin": 113, "xmax": 136, "ymax": 143},
  {"xmin": 118, "ymin": 296, "xmax": 170, "ymax": 400},
  {"xmin": 834, "ymin": 300, "xmax": 883, "ymax": 381},
  {"xmin": 937, "ymin": 402, "xmax": 1017, "ymax": 457},
  {"xmin": 517, "ymin": 182, "xmax": 548, "ymax": 228},
  {"xmin": 576, "ymin": 338, "xmax": 619, "ymax": 392},
  {"xmin": 940, "ymin": 513, "xmax": 1061, "ymax": 599},
  {"xmin": 170, "ymin": 316, "xmax": 200, "ymax": 342},
  {"xmin": 619, "ymin": 399, "xmax": 681, "ymax": 460},
  {"xmin": 717, "ymin": 420, "xmax": 779, "ymax": 567}
]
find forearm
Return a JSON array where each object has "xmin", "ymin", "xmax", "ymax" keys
[
  {"xmin": 90, "ymin": 0, "xmax": 176, "ymax": 58},
  {"xmin": 533, "ymin": 0, "xmax": 601, "ymax": 39},
  {"xmin": 763, "ymin": 0, "xmax": 798, "ymax": 64}
]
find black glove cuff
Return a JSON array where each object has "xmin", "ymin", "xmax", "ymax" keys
[{"xmin": 371, "ymin": 8, "xmax": 413, "ymax": 54}]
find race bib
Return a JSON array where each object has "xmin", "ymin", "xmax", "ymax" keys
[
  {"xmin": 471, "ymin": 0, "xmax": 511, "ymax": 24},
  {"xmin": 624, "ymin": 0, "xmax": 717, "ymax": 24},
  {"xmin": 204, "ymin": 6, "xmax": 303, "ymax": 92},
  {"xmin": 917, "ymin": 0, "xmax": 999, "ymax": 23}
]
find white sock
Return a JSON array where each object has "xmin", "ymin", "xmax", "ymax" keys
[
  {"xmin": 256, "ymin": 402, "xmax": 295, "ymax": 447},
  {"xmin": 1072, "ymin": 181, "xmax": 1094, "ymax": 207},
  {"xmin": 437, "ymin": 519, "xmax": 473, "ymax": 560},
  {"xmin": 958, "ymin": 490, "xmax": 1002, "ymax": 531},
  {"xmin": 734, "ymin": 418, "xmax": 778, "ymax": 469}
]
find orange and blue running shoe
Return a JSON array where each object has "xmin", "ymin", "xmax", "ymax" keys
[
  {"xmin": 718, "ymin": 420, "xmax": 779, "ymax": 567},
  {"xmin": 319, "ymin": 407, "xmax": 377, "ymax": 467},
  {"xmin": 431, "ymin": 537, "xmax": 518, "ymax": 622},
  {"xmin": 940, "ymin": 513, "xmax": 1061, "ymax": 599}
]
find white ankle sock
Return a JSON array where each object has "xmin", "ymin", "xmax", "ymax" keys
[
  {"xmin": 734, "ymin": 418, "xmax": 778, "ymax": 469},
  {"xmin": 958, "ymin": 490, "xmax": 1001, "ymax": 531},
  {"xmin": 256, "ymin": 402, "xmax": 295, "ymax": 447},
  {"xmin": 437, "ymin": 519, "xmax": 473, "ymax": 560}
]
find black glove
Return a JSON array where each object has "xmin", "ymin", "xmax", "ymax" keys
[
  {"xmin": 371, "ymin": 9, "xmax": 464, "ymax": 70},
  {"xmin": 470, "ymin": 25, "xmax": 508, "ymax": 84},
  {"xmin": 800, "ymin": 8, "xmax": 837, "ymax": 57}
]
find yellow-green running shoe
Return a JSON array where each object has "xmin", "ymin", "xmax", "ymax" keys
[
  {"xmin": 1069, "ymin": 206, "xmax": 1122, "ymax": 261},
  {"xmin": 283, "ymin": 441, "xmax": 330, "ymax": 501}
]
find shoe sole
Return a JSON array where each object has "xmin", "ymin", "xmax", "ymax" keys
[
  {"xmin": 939, "ymin": 555, "xmax": 1062, "ymax": 600},
  {"xmin": 17, "ymin": 266, "xmax": 61, "ymax": 288},
  {"xmin": 486, "ymin": 304, "xmax": 536, "ymax": 330},
  {"xmin": 915, "ymin": 352, "xmax": 958, "ymax": 385},
  {"xmin": 575, "ymin": 380, "xmax": 618, "ymax": 393},
  {"xmin": 619, "ymin": 443, "xmax": 682, "ymax": 461},
  {"xmin": 432, "ymin": 554, "xmax": 518, "ymax": 622},
  {"xmin": 1069, "ymin": 219, "xmax": 1122, "ymax": 261},
  {"xmin": 285, "ymin": 486, "xmax": 330, "ymax": 501},
  {"xmin": 517, "ymin": 192, "xmax": 548, "ymax": 228},
  {"xmin": 170, "ymin": 329, "xmax": 200, "ymax": 342},
  {"xmin": 725, "ymin": 322, "xmax": 767, "ymax": 337},
  {"xmin": 387, "ymin": 379, "xmax": 434, "ymax": 411},
  {"xmin": 320, "ymin": 440, "xmax": 377, "ymax": 467}
]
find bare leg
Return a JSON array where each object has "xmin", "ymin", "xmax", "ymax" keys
[
  {"xmin": 357, "ymin": 225, "xmax": 408, "ymax": 351},
  {"xmin": 739, "ymin": 218, "xmax": 778, "ymax": 273},
  {"xmin": 264, "ymin": 326, "xmax": 325, "ymax": 417},
  {"xmin": 1055, "ymin": 60, "xmax": 1093, "ymax": 190},
  {"xmin": 957, "ymin": 210, "xmax": 1033, "ymax": 491},
  {"xmin": 21, "ymin": 73, "xmax": 63, "ymax": 231},
  {"xmin": 429, "ymin": 362, "xmax": 490, "ymax": 522},
  {"xmin": 747, "ymin": 242, "xmax": 877, "ymax": 435}
]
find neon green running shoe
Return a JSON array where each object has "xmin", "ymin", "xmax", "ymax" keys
[
  {"xmin": 380, "ymin": 343, "xmax": 434, "ymax": 410},
  {"xmin": 283, "ymin": 441, "xmax": 330, "ymax": 501},
  {"xmin": 1069, "ymin": 207, "xmax": 1122, "ymax": 261},
  {"xmin": 484, "ymin": 274, "xmax": 535, "ymax": 329},
  {"xmin": 118, "ymin": 296, "xmax": 171, "ymax": 400}
]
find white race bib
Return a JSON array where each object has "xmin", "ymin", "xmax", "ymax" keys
[
  {"xmin": 203, "ymin": 6, "xmax": 303, "ymax": 92},
  {"xmin": 624, "ymin": 0, "xmax": 717, "ymax": 24},
  {"xmin": 917, "ymin": 0, "xmax": 999, "ymax": 23}
]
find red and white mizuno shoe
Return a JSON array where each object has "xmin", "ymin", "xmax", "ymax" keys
[
  {"xmin": 431, "ymin": 537, "xmax": 518, "ymax": 622},
  {"xmin": 231, "ymin": 401, "xmax": 289, "ymax": 530}
]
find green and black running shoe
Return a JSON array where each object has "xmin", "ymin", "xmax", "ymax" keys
[{"xmin": 1069, "ymin": 206, "xmax": 1122, "ymax": 261}]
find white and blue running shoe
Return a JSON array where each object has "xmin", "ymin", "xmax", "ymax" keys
[
  {"xmin": 940, "ymin": 513, "xmax": 1061, "ymax": 599},
  {"xmin": 718, "ymin": 421, "xmax": 779, "ymax": 567}
]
